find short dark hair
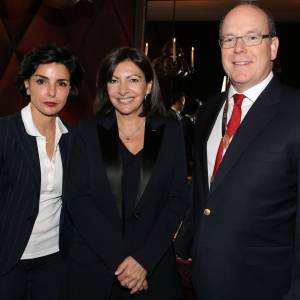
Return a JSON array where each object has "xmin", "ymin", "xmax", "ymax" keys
[
  {"xmin": 219, "ymin": 2, "xmax": 277, "ymax": 38},
  {"xmin": 171, "ymin": 91, "xmax": 186, "ymax": 106},
  {"xmin": 16, "ymin": 44, "xmax": 84, "ymax": 100},
  {"xmin": 95, "ymin": 46, "xmax": 165, "ymax": 116}
]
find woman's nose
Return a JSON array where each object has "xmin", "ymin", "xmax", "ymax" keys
[
  {"xmin": 118, "ymin": 81, "xmax": 128, "ymax": 95},
  {"xmin": 47, "ymin": 82, "xmax": 57, "ymax": 97}
]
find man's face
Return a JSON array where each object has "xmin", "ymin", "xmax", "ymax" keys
[
  {"xmin": 220, "ymin": 5, "xmax": 279, "ymax": 92},
  {"xmin": 177, "ymin": 96, "xmax": 185, "ymax": 112}
]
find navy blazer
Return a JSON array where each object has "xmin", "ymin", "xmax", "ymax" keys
[
  {"xmin": 192, "ymin": 77, "xmax": 300, "ymax": 300},
  {"xmin": 0, "ymin": 112, "xmax": 70, "ymax": 275},
  {"xmin": 65, "ymin": 112, "xmax": 189, "ymax": 300}
]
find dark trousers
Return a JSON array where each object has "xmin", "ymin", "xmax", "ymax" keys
[{"xmin": 0, "ymin": 252, "xmax": 65, "ymax": 300}]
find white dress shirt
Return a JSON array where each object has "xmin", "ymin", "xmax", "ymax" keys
[
  {"xmin": 21, "ymin": 103, "xmax": 68, "ymax": 259},
  {"xmin": 207, "ymin": 72, "xmax": 274, "ymax": 187}
]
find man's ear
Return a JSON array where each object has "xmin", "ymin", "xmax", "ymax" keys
[{"xmin": 270, "ymin": 36, "xmax": 279, "ymax": 61}]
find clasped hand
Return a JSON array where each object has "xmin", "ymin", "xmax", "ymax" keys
[{"xmin": 115, "ymin": 256, "xmax": 148, "ymax": 294}]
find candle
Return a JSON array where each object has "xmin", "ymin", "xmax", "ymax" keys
[
  {"xmin": 145, "ymin": 42, "xmax": 149, "ymax": 56},
  {"xmin": 221, "ymin": 75, "xmax": 227, "ymax": 92},
  {"xmin": 191, "ymin": 46, "xmax": 195, "ymax": 69},
  {"xmin": 172, "ymin": 37, "xmax": 176, "ymax": 62}
]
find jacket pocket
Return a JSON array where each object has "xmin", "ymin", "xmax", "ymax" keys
[{"xmin": 245, "ymin": 245, "xmax": 293, "ymax": 268}]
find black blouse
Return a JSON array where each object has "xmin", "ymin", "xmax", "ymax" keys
[{"xmin": 110, "ymin": 141, "xmax": 143, "ymax": 300}]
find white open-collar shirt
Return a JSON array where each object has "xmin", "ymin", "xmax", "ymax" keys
[{"xmin": 21, "ymin": 103, "xmax": 68, "ymax": 259}]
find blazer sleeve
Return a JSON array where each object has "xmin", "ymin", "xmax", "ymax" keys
[
  {"xmin": 66, "ymin": 127, "xmax": 128, "ymax": 275},
  {"xmin": 0, "ymin": 118, "xmax": 8, "ymax": 186},
  {"xmin": 284, "ymin": 149, "xmax": 300, "ymax": 299},
  {"xmin": 132, "ymin": 122, "xmax": 189, "ymax": 276}
]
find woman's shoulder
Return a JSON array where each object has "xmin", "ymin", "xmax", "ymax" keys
[
  {"xmin": 73, "ymin": 112, "xmax": 115, "ymax": 138},
  {"xmin": 0, "ymin": 112, "xmax": 21, "ymax": 132},
  {"xmin": 147, "ymin": 114, "xmax": 181, "ymax": 130},
  {"xmin": 77, "ymin": 115, "xmax": 98, "ymax": 128}
]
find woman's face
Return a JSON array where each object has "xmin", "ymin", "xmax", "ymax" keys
[
  {"xmin": 107, "ymin": 59, "xmax": 152, "ymax": 118},
  {"xmin": 24, "ymin": 62, "xmax": 71, "ymax": 119}
]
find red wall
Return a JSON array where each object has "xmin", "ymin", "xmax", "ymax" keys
[{"xmin": 0, "ymin": 0, "xmax": 135, "ymax": 122}]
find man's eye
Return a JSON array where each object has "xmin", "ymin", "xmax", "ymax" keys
[
  {"xmin": 248, "ymin": 34, "xmax": 259, "ymax": 41},
  {"xmin": 129, "ymin": 78, "xmax": 139, "ymax": 83},
  {"xmin": 224, "ymin": 37, "xmax": 235, "ymax": 43}
]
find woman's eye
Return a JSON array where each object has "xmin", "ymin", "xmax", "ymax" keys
[
  {"xmin": 36, "ymin": 78, "xmax": 45, "ymax": 85},
  {"xmin": 58, "ymin": 81, "xmax": 69, "ymax": 87},
  {"xmin": 129, "ymin": 78, "xmax": 139, "ymax": 83}
]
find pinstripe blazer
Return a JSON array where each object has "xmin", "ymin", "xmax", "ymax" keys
[{"xmin": 0, "ymin": 112, "xmax": 70, "ymax": 275}]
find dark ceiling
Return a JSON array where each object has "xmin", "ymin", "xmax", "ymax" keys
[{"xmin": 147, "ymin": 0, "xmax": 300, "ymax": 22}]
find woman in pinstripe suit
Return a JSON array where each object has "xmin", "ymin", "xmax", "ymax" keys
[{"xmin": 0, "ymin": 44, "xmax": 83, "ymax": 300}]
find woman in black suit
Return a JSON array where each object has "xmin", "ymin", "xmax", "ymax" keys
[
  {"xmin": 0, "ymin": 45, "xmax": 83, "ymax": 300},
  {"xmin": 65, "ymin": 47, "xmax": 189, "ymax": 300}
]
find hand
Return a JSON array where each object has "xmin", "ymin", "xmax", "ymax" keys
[
  {"xmin": 139, "ymin": 279, "xmax": 149, "ymax": 292},
  {"xmin": 115, "ymin": 256, "xmax": 147, "ymax": 294},
  {"xmin": 130, "ymin": 278, "xmax": 149, "ymax": 294}
]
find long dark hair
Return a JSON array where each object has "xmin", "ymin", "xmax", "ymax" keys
[{"xmin": 95, "ymin": 47, "xmax": 165, "ymax": 116}]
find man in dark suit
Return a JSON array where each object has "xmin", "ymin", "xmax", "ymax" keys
[
  {"xmin": 169, "ymin": 91, "xmax": 194, "ymax": 178},
  {"xmin": 192, "ymin": 2, "xmax": 300, "ymax": 300}
]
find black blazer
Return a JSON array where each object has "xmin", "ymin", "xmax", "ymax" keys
[
  {"xmin": 192, "ymin": 77, "xmax": 300, "ymax": 300},
  {"xmin": 65, "ymin": 112, "xmax": 189, "ymax": 300},
  {"xmin": 0, "ymin": 113, "xmax": 70, "ymax": 275}
]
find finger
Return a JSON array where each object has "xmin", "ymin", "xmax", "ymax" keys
[
  {"xmin": 142, "ymin": 279, "xmax": 148, "ymax": 290},
  {"xmin": 118, "ymin": 266, "xmax": 140, "ymax": 282},
  {"xmin": 124, "ymin": 270, "xmax": 144, "ymax": 285},
  {"xmin": 127, "ymin": 278, "xmax": 138, "ymax": 290},
  {"xmin": 121, "ymin": 280, "xmax": 129, "ymax": 288},
  {"xmin": 117, "ymin": 271, "xmax": 130, "ymax": 282},
  {"xmin": 115, "ymin": 260, "xmax": 129, "ymax": 276},
  {"xmin": 136, "ymin": 278, "xmax": 147, "ymax": 292},
  {"xmin": 130, "ymin": 279, "xmax": 144, "ymax": 294}
]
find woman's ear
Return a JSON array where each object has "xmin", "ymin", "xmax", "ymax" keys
[
  {"xmin": 24, "ymin": 80, "xmax": 30, "ymax": 95},
  {"xmin": 146, "ymin": 80, "xmax": 153, "ymax": 95}
]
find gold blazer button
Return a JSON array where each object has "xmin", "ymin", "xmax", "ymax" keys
[{"xmin": 203, "ymin": 208, "xmax": 211, "ymax": 216}]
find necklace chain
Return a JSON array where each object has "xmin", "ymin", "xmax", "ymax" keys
[{"xmin": 118, "ymin": 120, "xmax": 145, "ymax": 141}]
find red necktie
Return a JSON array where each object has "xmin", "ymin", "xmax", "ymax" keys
[{"xmin": 212, "ymin": 94, "xmax": 245, "ymax": 179}]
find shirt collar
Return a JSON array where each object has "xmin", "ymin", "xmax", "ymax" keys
[
  {"xmin": 21, "ymin": 103, "xmax": 68, "ymax": 138},
  {"xmin": 228, "ymin": 71, "xmax": 274, "ymax": 103}
]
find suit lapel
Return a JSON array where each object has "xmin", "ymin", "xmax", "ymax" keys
[
  {"xmin": 12, "ymin": 113, "xmax": 41, "ymax": 185},
  {"xmin": 96, "ymin": 114, "xmax": 164, "ymax": 214},
  {"xmin": 97, "ymin": 118, "xmax": 123, "ymax": 218},
  {"xmin": 59, "ymin": 129, "xmax": 70, "ymax": 194},
  {"xmin": 135, "ymin": 119, "xmax": 164, "ymax": 206},
  {"xmin": 197, "ymin": 93, "xmax": 227, "ymax": 197},
  {"xmin": 59, "ymin": 134, "xmax": 68, "ymax": 173},
  {"xmin": 210, "ymin": 78, "xmax": 282, "ymax": 194}
]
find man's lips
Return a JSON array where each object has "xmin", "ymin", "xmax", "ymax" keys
[{"xmin": 233, "ymin": 61, "xmax": 251, "ymax": 65}]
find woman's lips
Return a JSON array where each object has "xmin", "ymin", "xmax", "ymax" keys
[{"xmin": 44, "ymin": 101, "xmax": 57, "ymax": 107}]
